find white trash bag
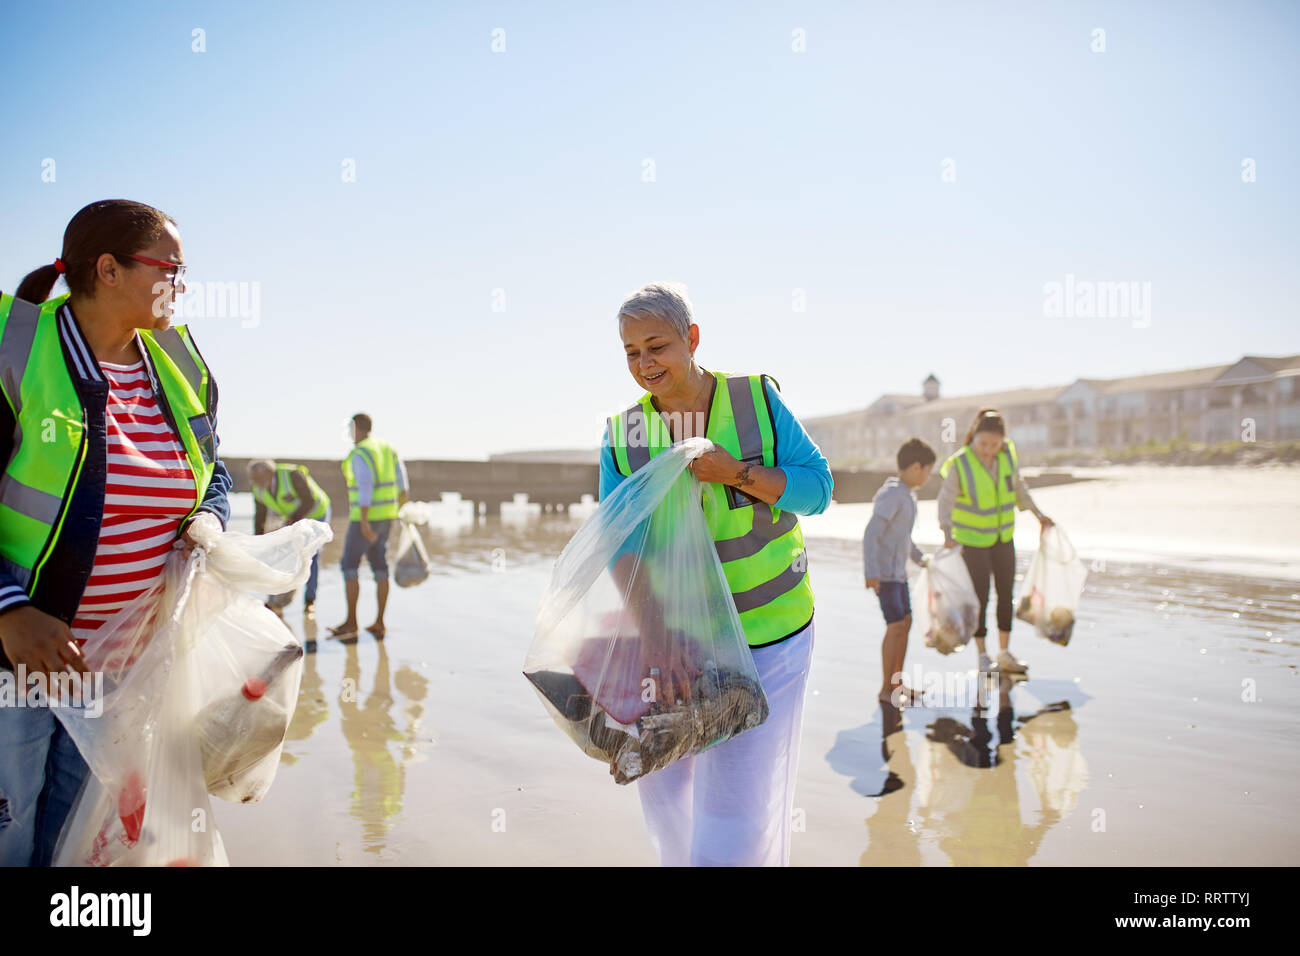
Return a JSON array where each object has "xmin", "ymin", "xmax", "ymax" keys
[
  {"xmin": 52, "ymin": 513, "xmax": 331, "ymax": 866},
  {"xmin": 523, "ymin": 437, "xmax": 769, "ymax": 785},
  {"xmin": 911, "ymin": 546, "xmax": 980, "ymax": 655},
  {"xmin": 1016, "ymin": 524, "xmax": 1088, "ymax": 646},
  {"xmin": 392, "ymin": 502, "xmax": 432, "ymax": 589}
]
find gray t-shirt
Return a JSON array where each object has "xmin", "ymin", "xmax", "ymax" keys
[{"xmin": 862, "ymin": 477, "xmax": 925, "ymax": 583}]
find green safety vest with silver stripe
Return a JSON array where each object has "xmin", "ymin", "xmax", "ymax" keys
[
  {"xmin": 938, "ymin": 439, "xmax": 1020, "ymax": 548},
  {"xmin": 341, "ymin": 437, "xmax": 399, "ymax": 521},
  {"xmin": 607, "ymin": 370, "xmax": 815, "ymax": 648},
  {"xmin": 0, "ymin": 292, "xmax": 218, "ymax": 594},
  {"xmin": 254, "ymin": 463, "xmax": 330, "ymax": 521}
]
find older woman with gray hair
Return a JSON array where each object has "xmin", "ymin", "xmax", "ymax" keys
[{"xmin": 599, "ymin": 282, "xmax": 832, "ymax": 866}]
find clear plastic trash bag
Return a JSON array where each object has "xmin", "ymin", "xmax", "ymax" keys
[
  {"xmin": 910, "ymin": 546, "xmax": 980, "ymax": 655},
  {"xmin": 523, "ymin": 437, "xmax": 769, "ymax": 785},
  {"xmin": 392, "ymin": 503, "xmax": 432, "ymax": 589},
  {"xmin": 1015, "ymin": 525, "xmax": 1088, "ymax": 646},
  {"xmin": 51, "ymin": 513, "xmax": 331, "ymax": 866}
]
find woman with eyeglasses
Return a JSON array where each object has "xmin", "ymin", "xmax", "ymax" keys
[
  {"xmin": 0, "ymin": 199, "xmax": 232, "ymax": 866},
  {"xmin": 937, "ymin": 408, "xmax": 1053, "ymax": 675}
]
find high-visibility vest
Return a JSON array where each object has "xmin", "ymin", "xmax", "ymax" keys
[
  {"xmin": 0, "ymin": 293, "xmax": 217, "ymax": 594},
  {"xmin": 341, "ymin": 437, "xmax": 399, "ymax": 521},
  {"xmin": 607, "ymin": 371, "xmax": 814, "ymax": 648},
  {"xmin": 939, "ymin": 438, "xmax": 1020, "ymax": 548},
  {"xmin": 254, "ymin": 463, "xmax": 329, "ymax": 521}
]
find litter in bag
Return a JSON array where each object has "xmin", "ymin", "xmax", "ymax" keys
[
  {"xmin": 523, "ymin": 437, "xmax": 769, "ymax": 785},
  {"xmin": 1015, "ymin": 525, "xmax": 1088, "ymax": 646},
  {"xmin": 52, "ymin": 513, "xmax": 331, "ymax": 866},
  {"xmin": 910, "ymin": 546, "xmax": 980, "ymax": 655},
  {"xmin": 392, "ymin": 503, "xmax": 432, "ymax": 588},
  {"xmin": 265, "ymin": 588, "xmax": 295, "ymax": 609}
]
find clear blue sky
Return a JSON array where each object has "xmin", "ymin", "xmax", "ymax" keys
[{"xmin": 3, "ymin": 0, "xmax": 1297, "ymax": 459}]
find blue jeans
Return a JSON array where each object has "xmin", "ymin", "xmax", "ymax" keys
[
  {"xmin": 304, "ymin": 551, "xmax": 320, "ymax": 604},
  {"xmin": 0, "ymin": 703, "xmax": 90, "ymax": 866},
  {"xmin": 341, "ymin": 520, "xmax": 392, "ymax": 581}
]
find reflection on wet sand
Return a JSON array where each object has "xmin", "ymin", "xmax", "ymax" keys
[
  {"xmin": 284, "ymin": 616, "xmax": 328, "ymax": 752},
  {"xmin": 919, "ymin": 688, "xmax": 1084, "ymax": 866},
  {"xmin": 835, "ymin": 675, "xmax": 1089, "ymax": 866},
  {"xmin": 335, "ymin": 641, "xmax": 430, "ymax": 854},
  {"xmin": 860, "ymin": 704, "xmax": 922, "ymax": 866}
]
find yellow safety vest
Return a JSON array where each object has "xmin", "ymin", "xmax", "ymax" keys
[
  {"xmin": 607, "ymin": 371, "xmax": 814, "ymax": 648},
  {"xmin": 342, "ymin": 437, "xmax": 399, "ymax": 521},
  {"xmin": 939, "ymin": 439, "xmax": 1019, "ymax": 548},
  {"xmin": 254, "ymin": 463, "xmax": 329, "ymax": 521},
  {"xmin": 0, "ymin": 293, "xmax": 217, "ymax": 593}
]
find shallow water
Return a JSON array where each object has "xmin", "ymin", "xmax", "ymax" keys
[{"xmin": 213, "ymin": 483, "xmax": 1300, "ymax": 866}]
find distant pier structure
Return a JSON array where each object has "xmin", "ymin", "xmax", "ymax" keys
[
  {"xmin": 225, "ymin": 457, "xmax": 599, "ymax": 520},
  {"xmin": 225, "ymin": 454, "xmax": 1082, "ymax": 518}
]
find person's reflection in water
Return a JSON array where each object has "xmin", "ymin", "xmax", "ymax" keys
[
  {"xmin": 859, "ymin": 701, "xmax": 923, "ymax": 867},
  {"xmin": 1018, "ymin": 701, "xmax": 1086, "ymax": 825},
  {"xmin": 283, "ymin": 615, "xmax": 328, "ymax": 754},
  {"xmin": 338, "ymin": 641, "xmax": 405, "ymax": 855},
  {"xmin": 392, "ymin": 665, "xmax": 430, "ymax": 763},
  {"xmin": 919, "ymin": 678, "xmax": 1083, "ymax": 865}
]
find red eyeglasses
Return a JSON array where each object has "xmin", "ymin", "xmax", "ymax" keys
[{"xmin": 115, "ymin": 253, "xmax": 187, "ymax": 290}]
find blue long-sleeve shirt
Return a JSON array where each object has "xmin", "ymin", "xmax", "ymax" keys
[
  {"xmin": 598, "ymin": 374, "xmax": 832, "ymax": 513},
  {"xmin": 862, "ymin": 477, "xmax": 924, "ymax": 583}
]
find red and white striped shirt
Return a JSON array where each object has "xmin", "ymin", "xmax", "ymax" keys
[{"xmin": 71, "ymin": 359, "xmax": 197, "ymax": 650}]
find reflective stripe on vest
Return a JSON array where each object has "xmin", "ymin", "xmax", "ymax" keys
[
  {"xmin": 607, "ymin": 371, "xmax": 814, "ymax": 647},
  {"xmin": 150, "ymin": 327, "xmax": 207, "ymax": 409},
  {"xmin": 342, "ymin": 437, "xmax": 399, "ymax": 521},
  {"xmin": 939, "ymin": 439, "xmax": 1019, "ymax": 548},
  {"xmin": 254, "ymin": 464, "xmax": 329, "ymax": 520},
  {"xmin": 0, "ymin": 293, "xmax": 215, "ymax": 594}
]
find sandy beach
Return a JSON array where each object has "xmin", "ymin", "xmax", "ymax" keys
[{"xmin": 213, "ymin": 466, "xmax": 1300, "ymax": 866}]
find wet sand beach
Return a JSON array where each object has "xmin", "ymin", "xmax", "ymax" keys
[{"xmin": 214, "ymin": 468, "xmax": 1300, "ymax": 865}]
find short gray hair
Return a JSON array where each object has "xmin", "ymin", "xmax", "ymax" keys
[
  {"xmin": 617, "ymin": 282, "xmax": 694, "ymax": 341},
  {"xmin": 247, "ymin": 458, "xmax": 276, "ymax": 477}
]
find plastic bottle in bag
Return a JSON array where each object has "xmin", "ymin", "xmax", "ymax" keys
[
  {"xmin": 52, "ymin": 514, "xmax": 330, "ymax": 866},
  {"xmin": 197, "ymin": 643, "xmax": 305, "ymax": 800}
]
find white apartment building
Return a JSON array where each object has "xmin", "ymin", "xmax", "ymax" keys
[{"xmin": 805, "ymin": 354, "xmax": 1300, "ymax": 466}]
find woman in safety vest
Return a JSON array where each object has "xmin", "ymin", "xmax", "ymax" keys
[
  {"xmin": 937, "ymin": 408, "xmax": 1052, "ymax": 675},
  {"xmin": 600, "ymin": 282, "xmax": 832, "ymax": 866},
  {"xmin": 0, "ymin": 200, "xmax": 232, "ymax": 866}
]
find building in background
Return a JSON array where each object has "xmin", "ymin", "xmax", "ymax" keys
[{"xmin": 805, "ymin": 354, "xmax": 1300, "ymax": 467}]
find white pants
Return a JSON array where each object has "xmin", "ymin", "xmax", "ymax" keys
[{"xmin": 637, "ymin": 620, "xmax": 815, "ymax": 866}]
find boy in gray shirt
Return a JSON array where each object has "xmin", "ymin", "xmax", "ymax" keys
[{"xmin": 864, "ymin": 438, "xmax": 936, "ymax": 706}]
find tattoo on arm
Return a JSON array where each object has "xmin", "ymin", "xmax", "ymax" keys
[{"xmin": 736, "ymin": 463, "xmax": 755, "ymax": 488}]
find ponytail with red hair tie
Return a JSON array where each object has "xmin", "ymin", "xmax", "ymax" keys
[{"xmin": 53, "ymin": 258, "xmax": 66, "ymax": 274}]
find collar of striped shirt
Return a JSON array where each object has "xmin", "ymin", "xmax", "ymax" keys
[
  {"xmin": 60, "ymin": 303, "xmax": 167, "ymax": 396},
  {"xmin": 57, "ymin": 303, "xmax": 104, "ymax": 383}
]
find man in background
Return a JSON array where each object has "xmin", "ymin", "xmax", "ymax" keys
[
  {"xmin": 330, "ymin": 413, "xmax": 408, "ymax": 640},
  {"xmin": 249, "ymin": 459, "xmax": 332, "ymax": 617}
]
